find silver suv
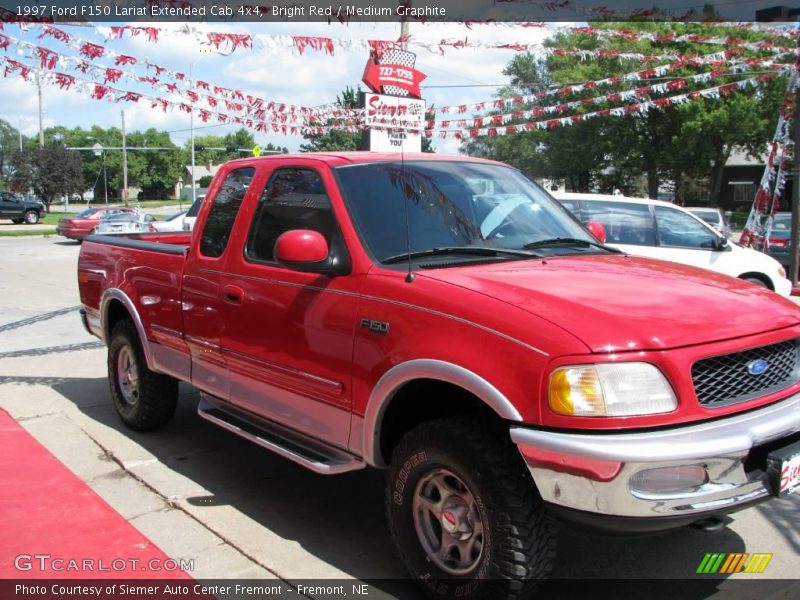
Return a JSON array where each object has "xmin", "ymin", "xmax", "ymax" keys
[{"xmin": 686, "ymin": 207, "xmax": 732, "ymax": 238}]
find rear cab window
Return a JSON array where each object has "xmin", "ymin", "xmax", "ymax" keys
[{"xmin": 199, "ymin": 167, "xmax": 255, "ymax": 258}]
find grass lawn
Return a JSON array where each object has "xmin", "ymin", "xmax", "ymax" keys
[
  {"xmin": 0, "ymin": 228, "xmax": 56, "ymax": 238},
  {"xmin": 41, "ymin": 212, "xmax": 78, "ymax": 225},
  {"xmin": 49, "ymin": 199, "xmax": 182, "ymax": 211}
]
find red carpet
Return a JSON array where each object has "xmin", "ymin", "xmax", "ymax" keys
[{"xmin": 0, "ymin": 408, "xmax": 190, "ymax": 579}]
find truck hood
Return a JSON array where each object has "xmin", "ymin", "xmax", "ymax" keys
[{"xmin": 419, "ymin": 254, "xmax": 800, "ymax": 353}]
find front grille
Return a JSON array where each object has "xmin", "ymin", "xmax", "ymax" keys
[{"xmin": 691, "ymin": 340, "xmax": 799, "ymax": 408}]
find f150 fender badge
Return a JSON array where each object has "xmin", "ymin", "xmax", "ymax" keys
[
  {"xmin": 360, "ymin": 318, "xmax": 389, "ymax": 334},
  {"xmin": 747, "ymin": 359, "xmax": 769, "ymax": 376}
]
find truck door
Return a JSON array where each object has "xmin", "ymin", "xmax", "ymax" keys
[
  {"xmin": 182, "ymin": 166, "xmax": 256, "ymax": 401},
  {"xmin": 218, "ymin": 163, "xmax": 359, "ymax": 450}
]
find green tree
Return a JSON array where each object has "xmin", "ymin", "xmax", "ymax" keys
[
  {"xmin": 463, "ymin": 22, "xmax": 786, "ymax": 201},
  {"xmin": 301, "ymin": 86, "xmax": 364, "ymax": 152},
  {"xmin": 185, "ymin": 128, "xmax": 266, "ymax": 165},
  {"xmin": 12, "ymin": 142, "xmax": 83, "ymax": 208},
  {"xmin": 198, "ymin": 175, "xmax": 214, "ymax": 187},
  {"xmin": 0, "ymin": 119, "xmax": 25, "ymax": 187},
  {"xmin": 125, "ymin": 129, "xmax": 184, "ymax": 199}
]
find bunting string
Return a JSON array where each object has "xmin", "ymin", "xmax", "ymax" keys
[
  {"xmin": 411, "ymin": 63, "xmax": 790, "ymax": 131},
  {"xmin": 739, "ymin": 65, "xmax": 799, "ymax": 249},
  {"xmin": 424, "ymin": 49, "xmax": 795, "ymax": 116},
  {"xmin": 0, "ymin": 27, "xmax": 362, "ymax": 121},
  {"xmin": 422, "ymin": 73, "xmax": 779, "ymax": 139},
  {"xmin": 7, "ymin": 21, "xmax": 791, "ymax": 60}
]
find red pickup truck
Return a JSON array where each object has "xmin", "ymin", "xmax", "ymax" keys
[{"xmin": 78, "ymin": 153, "xmax": 800, "ymax": 598}]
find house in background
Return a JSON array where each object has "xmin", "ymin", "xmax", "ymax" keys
[
  {"xmin": 175, "ymin": 162, "xmax": 221, "ymax": 201},
  {"xmin": 718, "ymin": 148, "xmax": 795, "ymax": 212}
]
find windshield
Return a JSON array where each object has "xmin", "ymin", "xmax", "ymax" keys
[
  {"xmin": 186, "ymin": 199, "xmax": 202, "ymax": 217},
  {"xmin": 335, "ymin": 161, "xmax": 596, "ymax": 265},
  {"xmin": 772, "ymin": 214, "xmax": 792, "ymax": 231},
  {"xmin": 690, "ymin": 210, "xmax": 718, "ymax": 224}
]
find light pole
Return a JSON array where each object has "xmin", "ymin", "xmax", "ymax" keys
[
  {"xmin": 88, "ymin": 137, "xmax": 108, "ymax": 204},
  {"xmin": 189, "ymin": 62, "xmax": 197, "ymax": 207}
]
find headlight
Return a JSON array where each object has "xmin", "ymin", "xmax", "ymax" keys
[
  {"xmin": 778, "ymin": 266, "xmax": 786, "ymax": 279},
  {"xmin": 549, "ymin": 362, "xmax": 677, "ymax": 417}
]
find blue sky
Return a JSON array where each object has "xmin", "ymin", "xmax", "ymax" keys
[{"xmin": 0, "ymin": 21, "xmax": 555, "ymax": 154}]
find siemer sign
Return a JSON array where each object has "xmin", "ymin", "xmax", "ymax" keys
[{"xmin": 361, "ymin": 49, "xmax": 426, "ymax": 153}]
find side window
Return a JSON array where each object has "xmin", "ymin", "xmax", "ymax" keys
[
  {"xmin": 200, "ymin": 167, "xmax": 254, "ymax": 258},
  {"xmin": 582, "ymin": 201, "xmax": 656, "ymax": 246},
  {"xmin": 245, "ymin": 168, "xmax": 336, "ymax": 264},
  {"xmin": 655, "ymin": 206, "xmax": 719, "ymax": 249},
  {"xmin": 559, "ymin": 199, "xmax": 580, "ymax": 217},
  {"xmin": 186, "ymin": 198, "xmax": 202, "ymax": 218}
]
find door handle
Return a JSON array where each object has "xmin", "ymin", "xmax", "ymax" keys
[{"xmin": 223, "ymin": 285, "xmax": 244, "ymax": 304}]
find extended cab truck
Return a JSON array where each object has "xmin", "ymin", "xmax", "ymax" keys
[{"xmin": 78, "ymin": 153, "xmax": 800, "ymax": 599}]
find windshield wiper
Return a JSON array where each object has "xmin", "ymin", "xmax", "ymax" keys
[
  {"xmin": 382, "ymin": 246, "xmax": 540, "ymax": 265},
  {"xmin": 523, "ymin": 237, "xmax": 618, "ymax": 252}
]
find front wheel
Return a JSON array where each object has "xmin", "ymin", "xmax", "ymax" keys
[
  {"xmin": 108, "ymin": 320, "xmax": 178, "ymax": 430},
  {"xmin": 740, "ymin": 276, "xmax": 769, "ymax": 289},
  {"xmin": 386, "ymin": 418, "xmax": 556, "ymax": 600},
  {"xmin": 24, "ymin": 210, "xmax": 39, "ymax": 224}
]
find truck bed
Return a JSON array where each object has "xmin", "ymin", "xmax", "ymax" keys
[{"xmin": 78, "ymin": 233, "xmax": 192, "ymax": 365}]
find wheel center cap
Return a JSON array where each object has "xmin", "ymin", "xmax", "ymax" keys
[{"xmin": 441, "ymin": 498, "xmax": 472, "ymax": 540}]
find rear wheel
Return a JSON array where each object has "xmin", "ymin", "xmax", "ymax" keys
[
  {"xmin": 108, "ymin": 320, "xmax": 178, "ymax": 430},
  {"xmin": 741, "ymin": 276, "xmax": 769, "ymax": 289},
  {"xmin": 24, "ymin": 210, "xmax": 39, "ymax": 224},
  {"xmin": 386, "ymin": 418, "xmax": 556, "ymax": 600}
]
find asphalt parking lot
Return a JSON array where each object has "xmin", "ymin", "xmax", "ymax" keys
[{"xmin": 0, "ymin": 235, "xmax": 798, "ymax": 597}]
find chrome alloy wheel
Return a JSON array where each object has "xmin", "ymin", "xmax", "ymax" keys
[
  {"xmin": 412, "ymin": 468, "xmax": 485, "ymax": 575},
  {"xmin": 116, "ymin": 345, "xmax": 140, "ymax": 406}
]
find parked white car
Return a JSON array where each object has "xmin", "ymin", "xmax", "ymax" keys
[
  {"xmin": 94, "ymin": 211, "xmax": 156, "ymax": 235},
  {"xmin": 182, "ymin": 197, "xmax": 203, "ymax": 232},
  {"xmin": 151, "ymin": 210, "xmax": 188, "ymax": 233},
  {"xmin": 553, "ymin": 193, "xmax": 791, "ymax": 296}
]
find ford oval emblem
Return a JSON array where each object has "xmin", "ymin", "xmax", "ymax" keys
[{"xmin": 747, "ymin": 359, "xmax": 769, "ymax": 376}]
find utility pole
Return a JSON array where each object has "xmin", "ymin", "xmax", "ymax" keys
[
  {"xmin": 790, "ymin": 74, "xmax": 800, "ymax": 286},
  {"xmin": 189, "ymin": 63, "xmax": 196, "ymax": 206},
  {"xmin": 400, "ymin": 14, "xmax": 409, "ymax": 51},
  {"xmin": 36, "ymin": 73, "xmax": 44, "ymax": 147},
  {"xmin": 121, "ymin": 111, "xmax": 128, "ymax": 207},
  {"xmin": 17, "ymin": 117, "xmax": 22, "ymax": 151}
]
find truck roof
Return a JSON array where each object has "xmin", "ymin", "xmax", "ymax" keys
[{"xmin": 224, "ymin": 152, "xmax": 503, "ymax": 168}]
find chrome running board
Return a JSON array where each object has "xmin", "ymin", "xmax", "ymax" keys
[{"xmin": 197, "ymin": 396, "xmax": 365, "ymax": 475}]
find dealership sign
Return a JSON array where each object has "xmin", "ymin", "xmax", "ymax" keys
[
  {"xmin": 364, "ymin": 93, "xmax": 426, "ymax": 152},
  {"xmin": 362, "ymin": 49, "xmax": 426, "ymax": 152},
  {"xmin": 362, "ymin": 60, "xmax": 427, "ymax": 99}
]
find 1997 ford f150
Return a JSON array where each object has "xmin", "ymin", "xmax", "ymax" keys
[{"xmin": 78, "ymin": 153, "xmax": 800, "ymax": 599}]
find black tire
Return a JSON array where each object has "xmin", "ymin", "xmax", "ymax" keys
[
  {"xmin": 108, "ymin": 320, "xmax": 178, "ymax": 430},
  {"xmin": 387, "ymin": 418, "xmax": 556, "ymax": 600},
  {"xmin": 23, "ymin": 210, "xmax": 39, "ymax": 224},
  {"xmin": 741, "ymin": 276, "xmax": 769, "ymax": 289}
]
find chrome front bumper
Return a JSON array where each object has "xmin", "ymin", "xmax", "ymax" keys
[{"xmin": 511, "ymin": 393, "xmax": 800, "ymax": 520}]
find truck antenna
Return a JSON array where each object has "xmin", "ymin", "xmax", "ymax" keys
[{"xmin": 401, "ymin": 148, "xmax": 415, "ymax": 283}]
